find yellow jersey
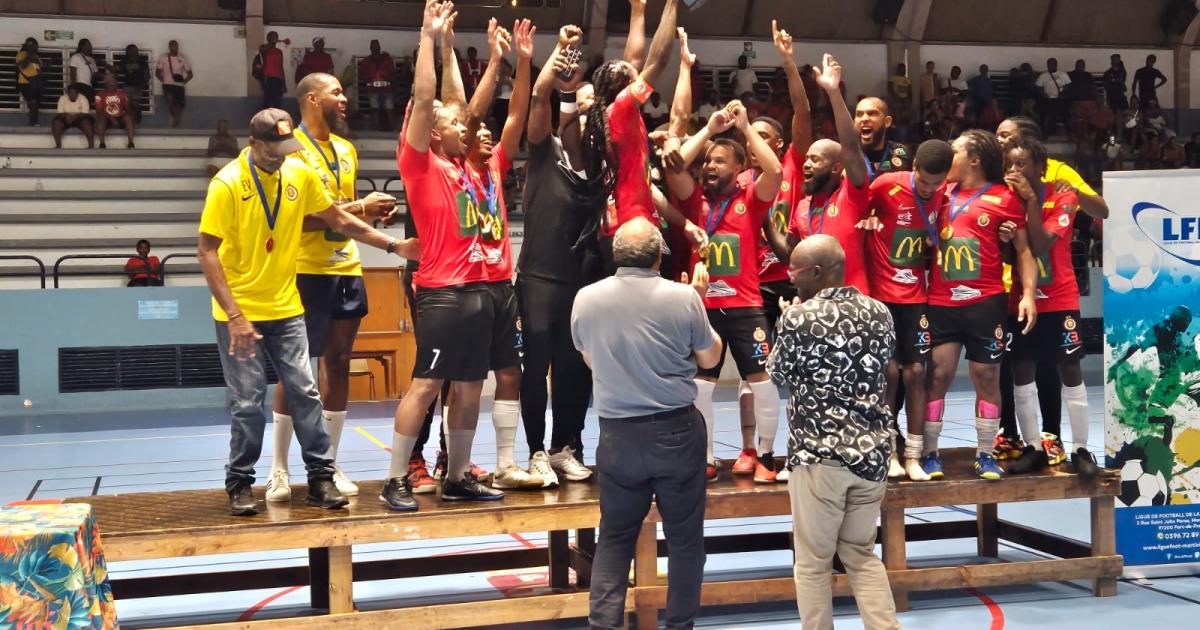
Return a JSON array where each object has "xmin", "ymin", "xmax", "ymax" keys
[
  {"xmin": 293, "ymin": 129, "xmax": 362, "ymax": 276},
  {"xmin": 199, "ymin": 148, "xmax": 336, "ymax": 322},
  {"xmin": 1045, "ymin": 158, "xmax": 1097, "ymax": 197},
  {"xmin": 16, "ymin": 51, "xmax": 40, "ymax": 85}
]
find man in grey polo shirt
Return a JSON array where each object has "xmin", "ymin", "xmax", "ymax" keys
[{"xmin": 572, "ymin": 217, "xmax": 723, "ymax": 630}]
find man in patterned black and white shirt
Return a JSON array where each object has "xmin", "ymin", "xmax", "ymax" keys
[{"xmin": 767, "ymin": 234, "xmax": 900, "ymax": 630}]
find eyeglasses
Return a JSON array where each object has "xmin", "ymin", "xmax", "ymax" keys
[{"xmin": 786, "ymin": 264, "xmax": 818, "ymax": 281}]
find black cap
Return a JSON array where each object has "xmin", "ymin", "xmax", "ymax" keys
[{"xmin": 249, "ymin": 108, "xmax": 302, "ymax": 154}]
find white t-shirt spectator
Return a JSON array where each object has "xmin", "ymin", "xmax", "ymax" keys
[
  {"xmin": 57, "ymin": 93, "xmax": 91, "ymax": 114},
  {"xmin": 942, "ymin": 76, "xmax": 967, "ymax": 95},
  {"xmin": 68, "ymin": 52, "xmax": 97, "ymax": 86},
  {"xmin": 1036, "ymin": 71, "xmax": 1071, "ymax": 99},
  {"xmin": 156, "ymin": 53, "xmax": 193, "ymax": 87},
  {"xmin": 644, "ymin": 98, "xmax": 669, "ymax": 121},
  {"xmin": 731, "ymin": 68, "xmax": 758, "ymax": 97},
  {"xmin": 696, "ymin": 102, "xmax": 718, "ymax": 121}
]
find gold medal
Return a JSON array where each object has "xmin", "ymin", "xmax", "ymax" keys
[{"xmin": 940, "ymin": 225, "xmax": 953, "ymax": 240}]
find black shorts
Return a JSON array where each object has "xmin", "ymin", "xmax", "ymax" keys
[
  {"xmin": 760, "ymin": 280, "xmax": 797, "ymax": 338},
  {"xmin": 697, "ymin": 307, "xmax": 772, "ymax": 379},
  {"xmin": 927, "ymin": 294, "xmax": 1008, "ymax": 365},
  {"xmin": 487, "ymin": 281, "xmax": 522, "ymax": 371},
  {"xmin": 412, "ymin": 283, "xmax": 494, "ymax": 381},
  {"xmin": 296, "ymin": 274, "xmax": 369, "ymax": 355},
  {"xmin": 884, "ymin": 301, "xmax": 931, "ymax": 365},
  {"xmin": 1010, "ymin": 309, "xmax": 1085, "ymax": 364},
  {"xmin": 163, "ymin": 84, "xmax": 186, "ymax": 105}
]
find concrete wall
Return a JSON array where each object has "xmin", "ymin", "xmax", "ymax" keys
[{"xmin": 0, "ymin": 287, "xmax": 225, "ymax": 417}]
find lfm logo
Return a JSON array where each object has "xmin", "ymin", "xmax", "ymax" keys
[{"xmin": 1132, "ymin": 202, "xmax": 1200, "ymax": 266}]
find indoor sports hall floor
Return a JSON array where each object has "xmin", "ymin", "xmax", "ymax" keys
[{"xmin": 4, "ymin": 386, "xmax": 1199, "ymax": 629}]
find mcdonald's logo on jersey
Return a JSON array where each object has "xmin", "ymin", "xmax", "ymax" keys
[
  {"xmin": 1036, "ymin": 253, "xmax": 1053, "ymax": 286},
  {"xmin": 939, "ymin": 237, "xmax": 980, "ymax": 281},
  {"xmin": 456, "ymin": 191, "xmax": 482, "ymax": 237},
  {"xmin": 889, "ymin": 228, "xmax": 926, "ymax": 267},
  {"xmin": 706, "ymin": 233, "xmax": 741, "ymax": 276}
]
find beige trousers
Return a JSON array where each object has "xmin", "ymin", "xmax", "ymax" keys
[{"xmin": 788, "ymin": 462, "xmax": 901, "ymax": 630}]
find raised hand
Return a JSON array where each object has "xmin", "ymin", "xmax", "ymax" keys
[
  {"xmin": 440, "ymin": 9, "xmax": 459, "ymax": 48},
  {"xmin": 488, "ymin": 18, "xmax": 512, "ymax": 59},
  {"xmin": 817, "ymin": 53, "xmax": 841, "ymax": 91},
  {"xmin": 629, "ymin": 0, "xmax": 647, "ymax": 13},
  {"xmin": 678, "ymin": 28, "xmax": 696, "ymax": 67},
  {"xmin": 514, "ymin": 19, "xmax": 536, "ymax": 61},
  {"xmin": 1004, "ymin": 171, "xmax": 1037, "ymax": 203},
  {"xmin": 772, "ymin": 20, "xmax": 793, "ymax": 59},
  {"xmin": 559, "ymin": 24, "xmax": 583, "ymax": 48},
  {"xmin": 427, "ymin": 1, "xmax": 454, "ymax": 34},
  {"xmin": 707, "ymin": 108, "xmax": 735, "ymax": 135}
]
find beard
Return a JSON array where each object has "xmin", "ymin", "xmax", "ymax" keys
[
  {"xmin": 803, "ymin": 171, "xmax": 831, "ymax": 196},
  {"xmin": 702, "ymin": 173, "xmax": 732, "ymax": 197},
  {"xmin": 322, "ymin": 104, "xmax": 348, "ymax": 136}
]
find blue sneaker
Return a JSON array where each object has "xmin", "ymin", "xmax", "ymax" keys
[
  {"xmin": 919, "ymin": 452, "xmax": 944, "ymax": 479},
  {"xmin": 974, "ymin": 453, "xmax": 1004, "ymax": 480}
]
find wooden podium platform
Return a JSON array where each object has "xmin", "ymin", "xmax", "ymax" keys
[{"xmin": 68, "ymin": 448, "xmax": 1120, "ymax": 629}]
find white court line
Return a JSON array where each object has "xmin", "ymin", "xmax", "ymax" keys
[{"xmin": 0, "ymin": 432, "xmax": 229, "ymax": 448}]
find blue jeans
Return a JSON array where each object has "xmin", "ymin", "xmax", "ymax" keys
[{"xmin": 216, "ymin": 316, "xmax": 334, "ymax": 492}]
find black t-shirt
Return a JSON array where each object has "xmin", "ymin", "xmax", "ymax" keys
[
  {"xmin": 123, "ymin": 58, "xmax": 149, "ymax": 88},
  {"xmin": 1134, "ymin": 67, "xmax": 1166, "ymax": 97},
  {"xmin": 515, "ymin": 136, "xmax": 603, "ymax": 286},
  {"xmin": 863, "ymin": 140, "xmax": 912, "ymax": 181}
]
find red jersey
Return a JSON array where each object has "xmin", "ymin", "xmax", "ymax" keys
[
  {"xmin": 866, "ymin": 172, "xmax": 946, "ymax": 304},
  {"xmin": 397, "ymin": 137, "xmax": 488, "ymax": 289},
  {"xmin": 788, "ymin": 176, "xmax": 871, "ymax": 294},
  {"xmin": 94, "ymin": 89, "xmax": 127, "ymax": 118},
  {"xmin": 928, "ymin": 182, "xmax": 1026, "ymax": 307},
  {"xmin": 1010, "ymin": 184, "xmax": 1079, "ymax": 313},
  {"xmin": 466, "ymin": 146, "xmax": 514, "ymax": 283},
  {"xmin": 744, "ymin": 145, "xmax": 805, "ymax": 284},
  {"xmin": 602, "ymin": 78, "xmax": 655, "ymax": 237},
  {"xmin": 678, "ymin": 181, "xmax": 772, "ymax": 310},
  {"xmin": 262, "ymin": 46, "xmax": 284, "ymax": 79}
]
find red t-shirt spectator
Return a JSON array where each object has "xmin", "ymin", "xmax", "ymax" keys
[
  {"xmin": 125, "ymin": 256, "xmax": 162, "ymax": 282},
  {"xmin": 94, "ymin": 89, "xmax": 128, "ymax": 119},
  {"xmin": 296, "ymin": 50, "xmax": 334, "ymax": 82},
  {"xmin": 262, "ymin": 46, "xmax": 284, "ymax": 80},
  {"xmin": 360, "ymin": 54, "xmax": 396, "ymax": 93}
]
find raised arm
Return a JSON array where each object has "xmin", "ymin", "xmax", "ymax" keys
[
  {"xmin": 439, "ymin": 11, "xmax": 468, "ymax": 122},
  {"xmin": 817, "ymin": 53, "xmax": 866, "ymax": 188},
  {"xmin": 670, "ymin": 28, "xmax": 696, "ymax": 139},
  {"xmin": 733, "ymin": 104, "xmax": 782, "ymax": 202},
  {"xmin": 773, "ymin": 20, "xmax": 812, "ymax": 154},
  {"xmin": 530, "ymin": 26, "xmax": 581, "ymax": 146},
  {"xmin": 500, "ymin": 19, "xmax": 535, "ymax": 158},
  {"xmin": 665, "ymin": 108, "xmax": 735, "ymax": 201},
  {"xmin": 406, "ymin": 0, "xmax": 454, "ymax": 153},
  {"xmin": 465, "ymin": 19, "xmax": 510, "ymax": 137},
  {"xmin": 639, "ymin": 0, "xmax": 679, "ymax": 87},
  {"xmin": 624, "ymin": 0, "xmax": 647, "ymax": 71}
]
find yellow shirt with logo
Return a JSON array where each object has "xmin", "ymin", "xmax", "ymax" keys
[
  {"xmin": 294, "ymin": 132, "xmax": 362, "ymax": 276},
  {"xmin": 1004, "ymin": 159, "xmax": 1094, "ymax": 291},
  {"xmin": 199, "ymin": 148, "xmax": 336, "ymax": 322},
  {"xmin": 16, "ymin": 51, "xmax": 40, "ymax": 85}
]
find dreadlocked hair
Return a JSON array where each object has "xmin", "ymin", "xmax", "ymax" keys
[
  {"xmin": 959, "ymin": 129, "xmax": 1005, "ymax": 183},
  {"xmin": 582, "ymin": 60, "xmax": 634, "ymax": 198},
  {"xmin": 1007, "ymin": 135, "xmax": 1048, "ymax": 170}
]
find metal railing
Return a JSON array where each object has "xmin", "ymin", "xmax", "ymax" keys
[
  {"xmin": 0, "ymin": 254, "xmax": 47, "ymax": 288},
  {"xmin": 53, "ymin": 253, "xmax": 158, "ymax": 288},
  {"xmin": 160, "ymin": 252, "xmax": 198, "ymax": 283}
]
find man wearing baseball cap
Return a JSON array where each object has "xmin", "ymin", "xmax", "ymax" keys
[{"xmin": 198, "ymin": 108, "xmax": 416, "ymax": 516}]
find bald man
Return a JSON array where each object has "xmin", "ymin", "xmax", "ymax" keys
[
  {"xmin": 266, "ymin": 73, "xmax": 401, "ymax": 504},
  {"xmin": 855, "ymin": 96, "xmax": 911, "ymax": 180},
  {"xmin": 767, "ymin": 234, "xmax": 900, "ymax": 630}
]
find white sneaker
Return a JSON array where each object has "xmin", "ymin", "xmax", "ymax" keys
[
  {"xmin": 492, "ymin": 464, "xmax": 545, "ymax": 490},
  {"xmin": 265, "ymin": 469, "xmax": 291, "ymax": 502},
  {"xmin": 887, "ymin": 451, "xmax": 906, "ymax": 479},
  {"xmin": 904, "ymin": 458, "xmax": 931, "ymax": 482},
  {"xmin": 776, "ymin": 468, "xmax": 790, "ymax": 482},
  {"xmin": 549, "ymin": 447, "xmax": 593, "ymax": 482},
  {"xmin": 332, "ymin": 466, "xmax": 359, "ymax": 496},
  {"xmin": 529, "ymin": 451, "xmax": 560, "ymax": 488}
]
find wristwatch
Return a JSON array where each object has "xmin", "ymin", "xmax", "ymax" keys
[{"xmin": 386, "ymin": 238, "xmax": 398, "ymax": 254}]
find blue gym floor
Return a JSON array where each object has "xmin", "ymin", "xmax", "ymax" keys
[{"xmin": 4, "ymin": 386, "xmax": 1199, "ymax": 629}]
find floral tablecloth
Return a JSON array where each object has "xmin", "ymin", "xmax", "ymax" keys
[{"xmin": 0, "ymin": 503, "xmax": 117, "ymax": 629}]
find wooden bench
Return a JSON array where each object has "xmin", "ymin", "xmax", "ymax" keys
[{"xmin": 68, "ymin": 447, "xmax": 1119, "ymax": 629}]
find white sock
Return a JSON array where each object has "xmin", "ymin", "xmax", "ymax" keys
[
  {"xmin": 1014, "ymin": 383, "xmax": 1044, "ymax": 450},
  {"xmin": 905, "ymin": 433, "xmax": 924, "ymax": 461},
  {"xmin": 271, "ymin": 412, "xmax": 293, "ymax": 475},
  {"xmin": 694, "ymin": 379, "xmax": 716, "ymax": 464},
  {"xmin": 1063, "ymin": 383, "xmax": 1090, "ymax": 452},
  {"xmin": 976, "ymin": 417, "xmax": 1000, "ymax": 456},
  {"xmin": 387, "ymin": 432, "xmax": 418, "ymax": 480},
  {"xmin": 323, "ymin": 410, "xmax": 347, "ymax": 461},
  {"xmin": 922, "ymin": 422, "xmax": 942, "ymax": 455},
  {"xmin": 492, "ymin": 399, "xmax": 520, "ymax": 470},
  {"xmin": 749, "ymin": 380, "xmax": 780, "ymax": 455},
  {"xmin": 447, "ymin": 429, "xmax": 477, "ymax": 482}
]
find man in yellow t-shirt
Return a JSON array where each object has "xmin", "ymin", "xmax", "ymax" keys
[
  {"xmin": 267, "ymin": 73, "xmax": 401, "ymax": 503},
  {"xmin": 199, "ymin": 108, "xmax": 413, "ymax": 516},
  {"xmin": 16, "ymin": 38, "xmax": 44, "ymax": 126}
]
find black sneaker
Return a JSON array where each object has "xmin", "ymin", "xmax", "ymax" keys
[
  {"xmin": 442, "ymin": 473, "xmax": 505, "ymax": 501},
  {"xmin": 1072, "ymin": 448, "xmax": 1100, "ymax": 480},
  {"xmin": 1007, "ymin": 444, "xmax": 1049, "ymax": 474},
  {"xmin": 380, "ymin": 475, "xmax": 418, "ymax": 512},
  {"xmin": 228, "ymin": 484, "xmax": 258, "ymax": 516},
  {"xmin": 305, "ymin": 478, "xmax": 349, "ymax": 509}
]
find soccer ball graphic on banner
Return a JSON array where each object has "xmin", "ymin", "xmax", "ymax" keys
[
  {"xmin": 1119, "ymin": 459, "xmax": 1169, "ymax": 507},
  {"xmin": 1105, "ymin": 229, "xmax": 1161, "ymax": 294}
]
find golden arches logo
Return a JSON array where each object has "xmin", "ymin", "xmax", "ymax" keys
[
  {"xmin": 894, "ymin": 235, "xmax": 923, "ymax": 260},
  {"xmin": 942, "ymin": 244, "xmax": 976, "ymax": 272},
  {"xmin": 707, "ymin": 240, "xmax": 737, "ymax": 269}
]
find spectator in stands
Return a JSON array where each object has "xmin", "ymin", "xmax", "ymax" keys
[
  {"xmin": 942, "ymin": 65, "xmax": 967, "ymax": 102},
  {"xmin": 94, "ymin": 73, "xmax": 135, "ymax": 149},
  {"xmin": 1132, "ymin": 54, "xmax": 1167, "ymax": 109},
  {"xmin": 206, "ymin": 119, "xmax": 240, "ymax": 176},
  {"xmin": 887, "ymin": 63, "xmax": 911, "ymax": 104},
  {"xmin": 1185, "ymin": 132, "xmax": 1200, "ymax": 168},
  {"xmin": 1143, "ymin": 98, "xmax": 1172, "ymax": 140},
  {"xmin": 967, "ymin": 65, "xmax": 996, "ymax": 124},
  {"xmin": 1162, "ymin": 136, "xmax": 1186, "ymax": 169},
  {"xmin": 730, "ymin": 55, "xmax": 757, "ymax": 99},
  {"xmin": 643, "ymin": 91, "xmax": 669, "ymax": 129},
  {"xmin": 120, "ymin": 44, "xmax": 150, "ymax": 123},
  {"xmin": 251, "ymin": 44, "xmax": 268, "ymax": 92},
  {"xmin": 1103, "ymin": 54, "xmax": 1128, "ymax": 113},
  {"xmin": 296, "ymin": 37, "xmax": 334, "ymax": 85},
  {"xmin": 918, "ymin": 60, "xmax": 939, "ymax": 113},
  {"xmin": 1066, "ymin": 60, "xmax": 1099, "ymax": 136},
  {"xmin": 260, "ymin": 31, "xmax": 286, "ymax": 109},
  {"xmin": 52, "ymin": 85, "xmax": 94, "ymax": 149},
  {"xmin": 125, "ymin": 240, "xmax": 163, "ymax": 287},
  {"xmin": 1008, "ymin": 63, "xmax": 1036, "ymax": 117},
  {"xmin": 16, "ymin": 38, "xmax": 45, "ymax": 127},
  {"xmin": 1036, "ymin": 57, "xmax": 1070, "ymax": 135},
  {"xmin": 156, "ymin": 40, "xmax": 192, "ymax": 128},
  {"xmin": 359, "ymin": 39, "xmax": 396, "ymax": 131},
  {"xmin": 691, "ymin": 59, "xmax": 713, "ymax": 103},
  {"xmin": 68, "ymin": 38, "xmax": 100, "ymax": 102},
  {"xmin": 463, "ymin": 46, "xmax": 485, "ymax": 96}
]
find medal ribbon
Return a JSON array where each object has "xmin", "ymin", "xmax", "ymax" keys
[
  {"xmin": 247, "ymin": 152, "xmax": 282, "ymax": 231},
  {"xmin": 705, "ymin": 194, "xmax": 736, "ymax": 236},
  {"xmin": 911, "ymin": 172, "xmax": 939, "ymax": 250},
  {"xmin": 299, "ymin": 122, "xmax": 340, "ymax": 192},
  {"xmin": 807, "ymin": 192, "xmax": 832, "ymax": 236}
]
